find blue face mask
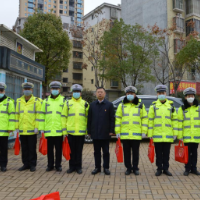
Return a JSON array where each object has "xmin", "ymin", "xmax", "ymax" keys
[
  {"xmin": 24, "ymin": 90, "xmax": 32, "ymax": 96},
  {"xmin": 51, "ymin": 90, "xmax": 59, "ymax": 96},
  {"xmin": 158, "ymin": 95, "xmax": 166, "ymax": 101},
  {"xmin": 73, "ymin": 92, "xmax": 80, "ymax": 99},
  {"xmin": 127, "ymin": 94, "xmax": 134, "ymax": 101},
  {"xmin": 0, "ymin": 93, "xmax": 4, "ymax": 99}
]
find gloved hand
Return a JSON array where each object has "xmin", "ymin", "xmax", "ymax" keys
[
  {"xmin": 173, "ymin": 136, "xmax": 177, "ymax": 140},
  {"xmin": 14, "ymin": 129, "xmax": 19, "ymax": 135},
  {"xmin": 179, "ymin": 138, "xmax": 183, "ymax": 141},
  {"xmin": 34, "ymin": 128, "xmax": 38, "ymax": 134},
  {"xmin": 142, "ymin": 133, "xmax": 146, "ymax": 138},
  {"xmin": 116, "ymin": 134, "xmax": 120, "ymax": 139}
]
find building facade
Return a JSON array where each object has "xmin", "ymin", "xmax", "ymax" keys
[
  {"xmin": 121, "ymin": 0, "xmax": 200, "ymax": 95},
  {"xmin": 19, "ymin": 0, "xmax": 84, "ymax": 26},
  {"xmin": 82, "ymin": 3, "xmax": 122, "ymax": 101}
]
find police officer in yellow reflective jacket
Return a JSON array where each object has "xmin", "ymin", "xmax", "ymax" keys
[
  {"xmin": 178, "ymin": 87, "xmax": 200, "ymax": 176},
  {"xmin": 16, "ymin": 82, "xmax": 42, "ymax": 172},
  {"xmin": 0, "ymin": 82, "xmax": 15, "ymax": 172},
  {"xmin": 115, "ymin": 86, "xmax": 148, "ymax": 175},
  {"xmin": 62, "ymin": 84, "xmax": 89, "ymax": 174},
  {"xmin": 39, "ymin": 81, "xmax": 65, "ymax": 172},
  {"xmin": 148, "ymin": 85, "xmax": 178, "ymax": 176}
]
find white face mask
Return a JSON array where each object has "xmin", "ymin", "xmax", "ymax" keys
[{"xmin": 187, "ymin": 97, "xmax": 194, "ymax": 103}]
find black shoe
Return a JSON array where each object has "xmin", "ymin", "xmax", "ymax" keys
[
  {"xmin": 191, "ymin": 170, "xmax": 200, "ymax": 175},
  {"xmin": 67, "ymin": 168, "xmax": 75, "ymax": 174},
  {"xmin": 1, "ymin": 167, "xmax": 7, "ymax": 172},
  {"xmin": 125, "ymin": 169, "xmax": 131, "ymax": 175},
  {"xmin": 155, "ymin": 170, "xmax": 162, "ymax": 176},
  {"xmin": 18, "ymin": 165, "xmax": 30, "ymax": 171},
  {"xmin": 133, "ymin": 170, "xmax": 140, "ymax": 176},
  {"xmin": 92, "ymin": 168, "xmax": 101, "ymax": 175},
  {"xmin": 76, "ymin": 169, "xmax": 82, "ymax": 174},
  {"xmin": 184, "ymin": 171, "xmax": 189, "ymax": 176},
  {"xmin": 56, "ymin": 167, "xmax": 62, "ymax": 172},
  {"xmin": 104, "ymin": 169, "xmax": 110, "ymax": 175},
  {"xmin": 46, "ymin": 167, "xmax": 54, "ymax": 172},
  {"xmin": 163, "ymin": 170, "xmax": 172, "ymax": 176},
  {"xmin": 30, "ymin": 166, "xmax": 36, "ymax": 172}
]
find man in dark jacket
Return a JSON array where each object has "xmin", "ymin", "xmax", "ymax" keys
[{"xmin": 87, "ymin": 87, "xmax": 115, "ymax": 175}]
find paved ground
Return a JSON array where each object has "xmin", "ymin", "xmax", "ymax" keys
[{"xmin": 1, "ymin": 139, "xmax": 200, "ymax": 200}]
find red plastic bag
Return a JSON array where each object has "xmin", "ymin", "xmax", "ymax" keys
[
  {"xmin": 148, "ymin": 138, "xmax": 154, "ymax": 163},
  {"xmin": 115, "ymin": 138, "xmax": 123, "ymax": 163},
  {"xmin": 62, "ymin": 136, "xmax": 71, "ymax": 160},
  {"xmin": 31, "ymin": 191, "xmax": 60, "ymax": 200},
  {"xmin": 39, "ymin": 133, "xmax": 47, "ymax": 155},
  {"xmin": 13, "ymin": 132, "xmax": 20, "ymax": 155},
  {"xmin": 175, "ymin": 140, "xmax": 188, "ymax": 164}
]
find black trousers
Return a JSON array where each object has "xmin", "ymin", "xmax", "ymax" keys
[
  {"xmin": 122, "ymin": 140, "xmax": 140, "ymax": 171},
  {"xmin": 0, "ymin": 136, "xmax": 8, "ymax": 167},
  {"xmin": 154, "ymin": 142, "xmax": 171, "ymax": 170},
  {"xmin": 68, "ymin": 134, "xmax": 85, "ymax": 170},
  {"xmin": 47, "ymin": 136, "xmax": 63, "ymax": 169},
  {"xmin": 185, "ymin": 143, "xmax": 199, "ymax": 172},
  {"xmin": 20, "ymin": 134, "xmax": 37, "ymax": 167},
  {"xmin": 93, "ymin": 139, "xmax": 110, "ymax": 169}
]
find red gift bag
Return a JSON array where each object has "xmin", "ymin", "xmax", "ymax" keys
[
  {"xmin": 175, "ymin": 140, "xmax": 188, "ymax": 164},
  {"xmin": 148, "ymin": 138, "xmax": 155, "ymax": 163},
  {"xmin": 13, "ymin": 132, "xmax": 20, "ymax": 155},
  {"xmin": 62, "ymin": 136, "xmax": 71, "ymax": 160},
  {"xmin": 39, "ymin": 133, "xmax": 47, "ymax": 155},
  {"xmin": 115, "ymin": 138, "xmax": 123, "ymax": 163},
  {"xmin": 31, "ymin": 191, "xmax": 60, "ymax": 200}
]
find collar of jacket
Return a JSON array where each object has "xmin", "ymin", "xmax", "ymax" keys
[
  {"xmin": 50, "ymin": 94, "xmax": 62, "ymax": 100},
  {"xmin": 123, "ymin": 96, "xmax": 139, "ymax": 105},
  {"xmin": 96, "ymin": 99, "xmax": 106, "ymax": 104},
  {"xmin": 184, "ymin": 98, "xmax": 199, "ymax": 109},
  {"xmin": 71, "ymin": 96, "xmax": 82, "ymax": 102},
  {"xmin": 0, "ymin": 95, "xmax": 7, "ymax": 103},
  {"xmin": 155, "ymin": 99, "xmax": 172, "ymax": 106},
  {"xmin": 21, "ymin": 94, "xmax": 34, "ymax": 103}
]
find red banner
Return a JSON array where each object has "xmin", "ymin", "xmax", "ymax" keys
[{"xmin": 170, "ymin": 81, "xmax": 196, "ymax": 94}]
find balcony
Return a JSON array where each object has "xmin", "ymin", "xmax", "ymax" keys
[
  {"xmin": 73, "ymin": 73, "xmax": 83, "ymax": 80},
  {"xmin": 174, "ymin": 39, "xmax": 185, "ymax": 54},
  {"xmin": 173, "ymin": 0, "xmax": 184, "ymax": 13},
  {"xmin": 69, "ymin": 6, "xmax": 75, "ymax": 11},
  {"xmin": 73, "ymin": 40, "xmax": 82, "ymax": 49},
  {"xmin": 73, "ymin": 62, "xmax": 82, "ymax": 70},
  {"xmin": 73, "ymin": 51, "xmax": 83, "ymax": 59},
  {"xmin": 173, "ymin": 17, "xmax": 184, "ymax": 34}
]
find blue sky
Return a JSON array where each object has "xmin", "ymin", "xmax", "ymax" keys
[{"xmin": 0, "ymin": 0, "xmax": 121, "ymax": 28}]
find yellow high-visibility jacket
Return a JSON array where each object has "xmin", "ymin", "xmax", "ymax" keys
[
  {"xmin": 39, "ymin": 94, "xmax": 65, "ymax": 137},
  {"xmin": 148, "ymin": 99, "xmax": 178, "ymax": 142},
  {"xmin": 16, "ymin": 95, "xmax": 42, "ymax": 135},
  {"xmin": 62, "ymin": 97, "xmax": 89, "ymax": 136},
  {"xmin": 178, "ymin": 102, "xmax": 200, "ymax": 143},
  {"xmin": 0, "ymin": 96, "xmax": 15, "ymax": 136},
  {"xmin": 115, "ymin": 97, "xmax": 148, "ymax": 140}
]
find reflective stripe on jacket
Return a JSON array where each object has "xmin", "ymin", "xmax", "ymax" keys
[
  {"xmin": 16, "ymin": 95, "xmax": 42, "ymax": 135},
  {"xmin": 62, "ymin": 97, "xmax": 89, "ymax": 136},
  {"xmin": 148, "ymin": 99, "xmax": 178, "ymax": 142}
]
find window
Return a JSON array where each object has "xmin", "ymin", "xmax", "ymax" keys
[
  {"xmin": 77, "ymin": 0, "xmax": 83, "ymax": 3},
  {"xmin": 25, "ymin": 13, "xmax": 27, "ymax": 16},
  {"xmin": 73, "ymin": 40, "xmax": 82, "ymax": 48},
  {"xmin": 28, "ymin": 14, "xmax": 33, "ymax": 16},
  {"xmin": 25, "ymin": 8, "xmax": 27, "ymax": 11},
  {"xmin": 64, "ymin": 1, "xmax": 67, "ymax": 4},
  {"xmin": 63, "ymin": 87, "xmax": 69, "ymax": 92},
  {"xmin": 77, "ymin": 9, "xmax": 82, "ymax": 13},
  {"xmin": 186, "ymin": 18, "xmax": 200, "ymax": 36},
  {"xmin": 60, "ymin": 0, "xmax": 63, "ymax": 4},
  {"xmin": 77, "ymin": 13, "xmax": 82, "ymax": 17},
  {"xmin": 77, "ymin": 3, "xmax": 82, "ymax": 8},
  {"xmin": 45, "ymin": 6, "xmax": 47, "ymax": 9},
  {"xmin": 28, "ymin": 8, "xmax": 34, "ymax": 12},
  {"xmin": 64, "ymin": 11, "xmax": 67, "ymax": 14},
  {"xmin": 54, "ymin": 5, "xmax": 56, "ymax": 8},
  {"xmin": 48, "ymin": 0, "xmax": 51, "ymax": 2},
  {"xmin": 186, "ymin": 0, "xmax": 200, "ymax": 15},
  {"xmin": 174, "ymin": 39, "xmax": 185, "ymax": 54},
  {"xmin": 91, "ymin": 67, "xmax": 93, "ymax": 71},
  {"xmin": 48, "ymin": 9, "xmax": 51, "ymax": 12},
  {"xmin": 59, "ymin": 10, "xmax": 63, "ymax": 14},
  {"xmin": 110, "ymin": 80, "xmax": 119, "ymax": 87},
  {"xmin": 140, "ymin": 99, "xmax": 155, "ymax": 109},
  {"xmin": 63, "ymin": 78, "xmax": 68, "ymax": 82},
  {"xmin": 48, "ymin": 4, "xmax": 51, "ymax": 7},
  {"xmin": 45, "ymin": 1, "xmax": 47, "ymax": 4},
  {"xmin": 54, "ymin": 0, "xmax": 56, "ymax": 3},
  {"xmin": 25, "ymin": 3, "xmax": 27, "ymax": 5},
  {"xmin": 54, "ymin": 10, "xmax": 56, "ymax": 13},
  {"xmin": 63, "ymin": 68, "xmax": 68, "ymax": 72},
  {"xmin": 173, "ymin": 0, "xmax": 183, "ymax": 10},
  {"xmin": 73, "ymin": 62, "xmax": 82, "ymax": 69},
  {"xmin": 64, "ymin": 6, "xmax": 67, "ymax": 9},
  {"xmin": 60, "ymin": 5, "xmax": 63, "ymax": 8},
  {"xmin": 77, "ymin": 18, "xmax": 82, "ymax": 22},
  {"xmin": 73, "ymin": 73, "xmax": 82, "ymax": 80},
  {"xmin": 73, "ymin": 51, "xmax": 83, "ymax": 58},
  {"xmin": 28, "ymin": 3, "xmax": 34, "ymax": 8},
  {"xmin": 173, "ymin": 17, "xmax": 184, "ymax": 32},
  {"xmin": 91, "ymin": 79, "xmax": 94, "ymax": 84}
]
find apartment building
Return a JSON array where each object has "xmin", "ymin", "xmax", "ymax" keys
[
  {"xmin": 19, "ymin": 0, "xmax": 84, "ymax": 26},
  {"xmin": 121, "ymin": 0, "xmax": 200, "ymax": 95},
  {"xmin": 82, "ymin": 3, "xmax": 122, "ymax": 101}
]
